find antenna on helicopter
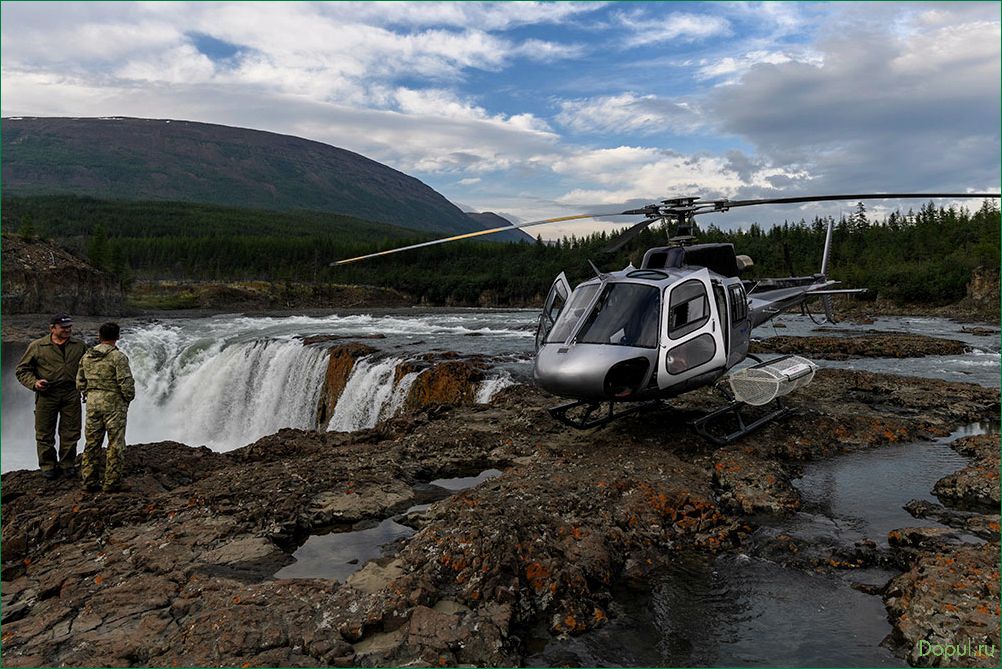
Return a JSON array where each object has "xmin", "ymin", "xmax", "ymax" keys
[{"xmin": 587, "ymin": 259, "xmax": 610, "ymax": 280}]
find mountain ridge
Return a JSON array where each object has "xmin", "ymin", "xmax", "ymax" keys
[{"xmin": 1, "ymin": 116, "xmax": 527, "ymax": 241}]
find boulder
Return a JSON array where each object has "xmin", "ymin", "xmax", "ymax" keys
[{"xmin": 403, "ymin": 359, "xmax": 488, "ymax": 411}]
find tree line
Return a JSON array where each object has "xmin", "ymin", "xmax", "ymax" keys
[{"xmin": 3, "ymin": 195, "xmax": 998, "ymax": 306}]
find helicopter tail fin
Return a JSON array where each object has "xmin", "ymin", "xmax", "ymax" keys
[{"xmin": 819, "ymin": 219, "xmax": 836, "ymax": 322}]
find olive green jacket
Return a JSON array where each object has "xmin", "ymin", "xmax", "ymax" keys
[
  {"xmin": 15, "ymin": 335, "xmax": 87, "ymax": 392},
  {"xmin": 76, "ymin": 344, "xmax": 136, "ymax": 403}
]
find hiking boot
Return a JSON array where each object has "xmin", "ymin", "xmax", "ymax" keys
[
  {"xmin": 83, "ymin": 482, "xmax": 101, "ymax": 493},
  {"xmin": 41, "ymin": 469, "xmax": 59, "ymax": 480},
  {"xmin": 62, "ymin": 466, "xmax": 78, "ymax": 478}
]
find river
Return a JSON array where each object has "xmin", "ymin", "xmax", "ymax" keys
[{"xmin": 1, "ymin": 310, "xmax": 998, "ymax": 473}]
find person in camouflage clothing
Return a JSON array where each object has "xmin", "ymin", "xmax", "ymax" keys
[
  {"xmin": 76, "ymin": 322, "xmax": 136, "ymax": 493},
  {"xmin": 16, "ymin": 314, "xmax": 87, "ymax": 479}
]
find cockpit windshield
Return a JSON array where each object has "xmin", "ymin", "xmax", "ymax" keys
[
  {"xmin": 576, "ymin": 283, "xmax": 660, "ymax": 348},
  {"xmin": 545, "ymin": 283, "xmax": 599, "ymax": 344}
]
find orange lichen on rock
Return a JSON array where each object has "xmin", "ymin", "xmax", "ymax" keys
[
  {"xmin": 315, "ymin": 343, "xmax": 377, "ymax": 425},
  {"xmin": 404, "ymin": 360, "xmax": 487, "ymax": 411},
  {"xmin": 525, "ymin": 562, "xmax": 550, "ymax": 592}
]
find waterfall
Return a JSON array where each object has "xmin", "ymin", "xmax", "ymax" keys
[
  {"xmin": 326, "ymin": 357, "xmax": 419, "ymax": 432},
  {"xmin": 122, "ymin": 324, "xmax": 330, "ymax": 451},
  {"xmin": 121, "ymin": 322, "xmax": 437, "ymax": 447}
]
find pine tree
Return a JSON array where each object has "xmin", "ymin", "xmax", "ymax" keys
[
  {"xmin": 87, "ymin": 224, "xmax": 109, "ymax": 270},
  {"xmin": 18, "ymin": 216, "xmax": 36, "ymax": 241}
]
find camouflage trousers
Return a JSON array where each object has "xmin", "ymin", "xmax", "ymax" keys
[{"xmin": 81, "ymin": 392, "xmax": 129, "ymax": 491}]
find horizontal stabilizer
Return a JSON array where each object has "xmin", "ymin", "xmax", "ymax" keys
[{"xmin": 805, "ymin": 288, "xmax": 869, "ymax": 296}]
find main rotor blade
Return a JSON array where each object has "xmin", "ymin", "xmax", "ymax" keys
[
  {"xmin": 331, "ymin": 212, "xmax": 624, "ymax": 265},
  {"xmin": 697, "ymin": 192, "xmax": 1000, "ymax": 215},
  {"xmin": 602, "ymin": 218, "xmax": 658, "ymax": 253}
]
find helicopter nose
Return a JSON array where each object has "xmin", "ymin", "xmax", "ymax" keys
[
  {"xmin": 534, "ymin": 345, "xmax": 607, "ymax": 399},
  {"xmin": 534, "ymin": 344, "xmax": 652, "ymax": 400}
]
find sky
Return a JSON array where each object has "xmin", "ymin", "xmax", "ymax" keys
[{"xmin": 2, "ymin": 1, "xmax": 1000, "ymax": 238}]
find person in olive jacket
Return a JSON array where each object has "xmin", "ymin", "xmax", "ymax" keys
[
  {"xmin": 76, "ymin": 322, "xmax": 136, "ymax": 493},
  {"xmin": 15, "ymin": 314, "xmax": 88, "ymax": 479}
]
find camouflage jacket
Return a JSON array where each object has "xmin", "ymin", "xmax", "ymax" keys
[
  {"xmin": 16, "ymin": 335, "xmax": 87, "ymax": 391},
  {"xmin": 76, "ymin": 344, "xmax": 136, "ymax": 403}
]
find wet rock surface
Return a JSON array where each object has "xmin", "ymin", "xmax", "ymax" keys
[
  {"xmin": 1, "ymin": 369, "xmax": 998, "ymax": 667},
  {"xmin": 884, "ymin": 543, "xmax": 1000, "ymax": 668},
  {"xmin": 750, "ymin": 332, "xmax": 969, "ymax": 360},
  {"xmin": 883, "ymin": 432, "xmax": 1001, "ymax": 667},
  {"xmin": 932, "ymin": 435, "xmax": 1000, "ymax": 513}
]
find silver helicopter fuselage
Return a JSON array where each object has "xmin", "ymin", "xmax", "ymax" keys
[{"xmin": 533, "ymin": 249, "xmax": 836, "ymax": 403}]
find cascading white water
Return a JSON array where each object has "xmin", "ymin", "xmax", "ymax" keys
[
  {"xmin": 122, "ymin": 323, "xmax": 331, "ymax": 450},
  {"xmin": 327, "ymin": 357, "xmax": 420, "ymax": 432},
  {"xmin": 121, "ymin": 324, "xmax": 445, "ymax": 447},
  {"xmin": 476, "ymin": 371, "xmax": 516, "ymax": 404}
]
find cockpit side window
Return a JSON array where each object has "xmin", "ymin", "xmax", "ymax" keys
[
  {"xmin": 576, "ymin": 283, "xmax": 660, "ymax": 348},
  {"xmin": 546, "ymin": 284, "xmax": 599, "ymax": 344},
  {"xmin": 668, "ymin": 279, "xmax": 710, "ymax": 339}
]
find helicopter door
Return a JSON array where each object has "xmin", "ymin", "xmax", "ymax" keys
[
  {"xmin": 536, "ymin": 272, "xmax": 570, "ymax": 350},
  {"xmin": 658, "ymin": 269, "xmax": 727, "ymax": 388}
]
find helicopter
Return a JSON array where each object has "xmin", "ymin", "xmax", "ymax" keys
[{"xmin": 334, "ymin": 192, "xmax": 1000, "ymax": 443}]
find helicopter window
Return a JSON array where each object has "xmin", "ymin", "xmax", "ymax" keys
[
  {"xmin": 626, "ymin": 269, "xmax": 669, "ymax": 280},
  {"xmin": 729, "ymin": 285, "xmax": 748, "ymax": 322},
  {"xmin": 576, "ymin": 283, "xmax": 660, "ymax": 348},
  {"xmin": 546, "ymin": 284, "xmax": 600, "ymax": 344},
  {"xmin": 665, "ymin": 333, "xmax": 717, "ymax": 375},
  {"xmin": 668, "ymin": 279, "xmax": 710, "ymax": 339},
  {"xmin": 536, "ymin": 283, "xmax": 568, "ymax": 349}
]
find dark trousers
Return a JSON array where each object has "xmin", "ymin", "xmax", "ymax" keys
[{"xmin": 35, "ymin": 387, "xmax": 81, "ymax": 472}]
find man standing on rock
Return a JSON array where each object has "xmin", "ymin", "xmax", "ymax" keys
[
  {"xmin": 15, "ymin": 314, "xmax": 87, "ymax": 480},
  {"xmin": 76, "ymin": 322, "xmax": 136, "ymax": 493}
]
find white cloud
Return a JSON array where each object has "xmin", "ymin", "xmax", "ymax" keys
[
  {"xmin": 620, "ymin": 11, "xmax": 732, "ymax": 46},
  {"xmin": 114, "ymin": 44, "xmax": 216, "ymax": 84},
  {"xmin": 318, "ymin": 2, "xmax": 603, "ymax": 32},
  {"xmin": 1, "ymin": 2, "xmax": 582, "ymax": 101},
  {"xmin": 696, "ymin": 49, "xmax": 823, "ymax": 83},
  {"xmin": 556, "ymin": 92, "xmax": 703, "ymax": 135},
  {"xmin": 391, "ymin": 87, "xmax": 552, "ymax": 135},
  {"xmin": 549, "ymin": 146, "xmax": 808, "ymax": 205}
]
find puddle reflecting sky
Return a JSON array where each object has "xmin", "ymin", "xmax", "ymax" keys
[{"xmin": 273, "ymin": 468, "xmax": 503, "ymax": 581}]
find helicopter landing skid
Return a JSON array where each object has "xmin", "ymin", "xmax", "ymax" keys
[
  {"xmin": 689, "ymin": 399, "xmax": 792, "ymax": 446},
  {"xmin": 548, "ymin": 399, "xmax": 662, "ymax": 430}
]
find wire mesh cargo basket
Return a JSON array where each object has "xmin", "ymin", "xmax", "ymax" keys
[{"xmin": 728, "ymin": 355, "xmax": 817, "ymax": 406}]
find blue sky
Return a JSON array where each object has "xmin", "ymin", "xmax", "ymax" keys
[{"xmin": 2, "ymin": 2, "xmax": 999, "ymax": 236}]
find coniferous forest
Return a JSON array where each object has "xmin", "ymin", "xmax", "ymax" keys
[{"xmin": 3, "ymin": 194, "xmax": 998, "ymax": 307}]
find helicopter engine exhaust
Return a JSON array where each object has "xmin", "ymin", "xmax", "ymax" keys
[{"xmin": 727, "ymin": 355, "xmax": 818, "ymax": 406}]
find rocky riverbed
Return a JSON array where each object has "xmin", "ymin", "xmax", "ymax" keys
[
  {"xmin": 1, "ymin": 369, "xmax": 999, "ymax": 667},
  {"xmin": 750, "ymin": 331, "xmax": 971, "ymax": 360}
]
